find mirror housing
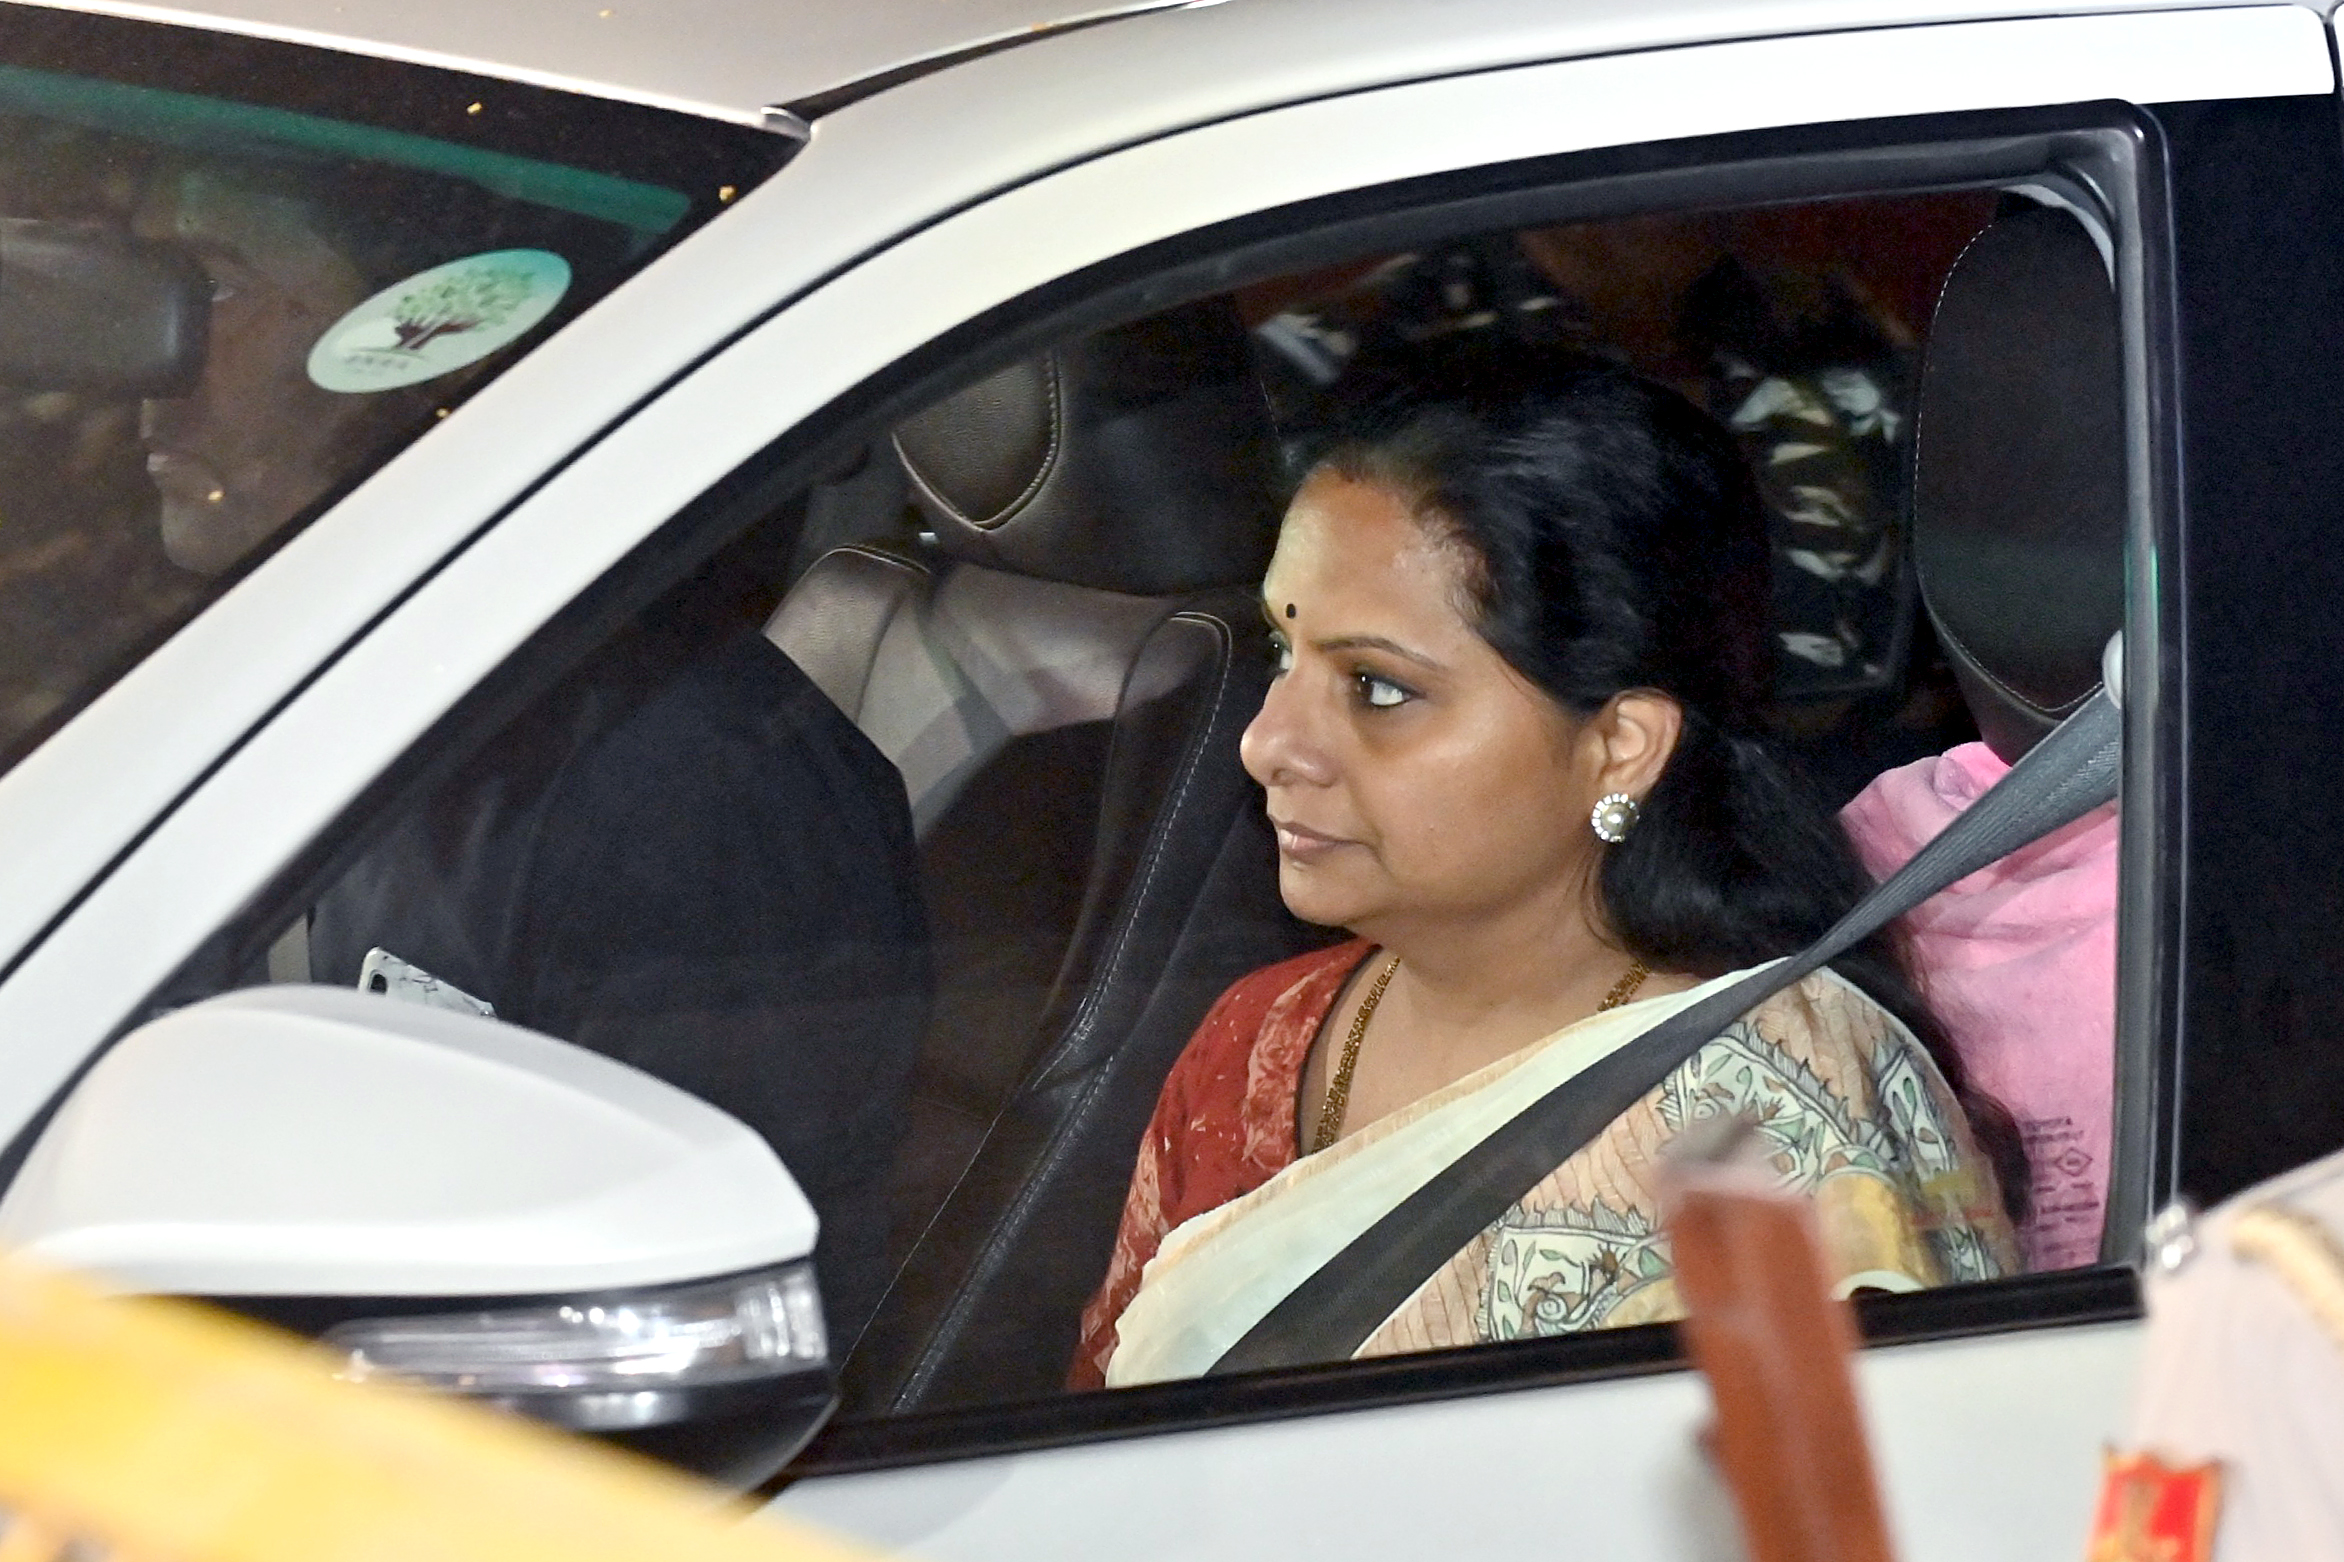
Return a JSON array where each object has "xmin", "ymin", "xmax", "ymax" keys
[
  {"xmin": 0, "ymin": 985, "xmax": 833, "ymax": 1485},
  {"xmin": 0, "ymin": 219, "xmax": 210, "ymax": 395}
]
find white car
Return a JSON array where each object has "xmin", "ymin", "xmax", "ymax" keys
[{"xmin": 0, "ymin": 0, "xmax": 2335, "ymax": 1555}]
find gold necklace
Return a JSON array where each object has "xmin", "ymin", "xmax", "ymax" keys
[
  {"xmin": 1601, "ymin": 959, "xmax": 1652, "ymax": 1013},
  {"xmin": 1309, "ymin": 953, "xmax": 1653, "ymax": 1155},
  {"xmin": 1311, "ymin": 953, "xmax": 1399, "ymax": 1155}
]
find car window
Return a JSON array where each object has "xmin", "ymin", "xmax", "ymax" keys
[
  {"xmin": 0, "ymin": 9, "xmax": 795, "ymax": 778},
  {"xmin": 135, "ymin": 157, "xmax": 2133, "ymax": 1472}
]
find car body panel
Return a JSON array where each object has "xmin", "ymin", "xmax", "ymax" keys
[
  {"xmin": 777, "ymin": 1321, "xmax": 2142, "ymax": 1561},
  {"xmin": 0, "ymin": 6, "xmax": 2319, "ymax": 1148},
  {"xmin": 0, "ymin": 0, "xmax": 1206, "ymax": 123},
  {"xmin": 0, "ymin": 0, "xmax": 2311, "ymax": 123}
]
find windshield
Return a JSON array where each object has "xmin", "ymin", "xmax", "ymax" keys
[{"xmin": 0, "ymin": 7, "xmax": 797, "ymax": 775}]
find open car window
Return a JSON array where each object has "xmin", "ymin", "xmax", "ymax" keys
[
  {"xmin": 0, "ymin": 9, "xmax": 794, "ymax": 777},
  {"xmin": 79, "ymin": 87, "xmax": 2155, "ymax": 1483},
  {"xmin": 163, "ymin": 170, "xmax": 2122, "ymax": 1437}
]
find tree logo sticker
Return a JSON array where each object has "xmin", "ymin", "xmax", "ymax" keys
[{"xmin": 308, "ymin": 250, "xmax": 571, "ymax": 393}]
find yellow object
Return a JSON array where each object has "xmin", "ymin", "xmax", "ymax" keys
[
  {"xmin": 0, "ymin": 1251, "xmax": 883, "ymax": 1562},
  {"xmin": 2232, "ymin": 1199, "xmax": 2344, "ymax": 1357}
]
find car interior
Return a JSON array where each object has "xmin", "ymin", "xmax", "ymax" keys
[
  {"xmin": 233, "ymin": 178, "xmax": 2128, "ymax": 1421},
  {"xmin": 763, "ymin": 295, "xmax": 1328, "ymax": 1409}
]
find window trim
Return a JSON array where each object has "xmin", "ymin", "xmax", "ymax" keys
[
  {"xmin": 779, "ymin": 107, "xmax": 2177, "ymax": 1475},
  {"xmin": 786, "ymin": 1269, "xmax": 2141, "ymax": 1481}
]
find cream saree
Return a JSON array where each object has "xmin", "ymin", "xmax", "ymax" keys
[{"xmin": 1106, "ymin": 964, "xmax": 2017, "ymax": 1387}]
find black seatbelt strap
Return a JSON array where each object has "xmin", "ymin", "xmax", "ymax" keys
[{"xmin": 1209, "ymin": 686, "xmax": 2122, "ymax": 1375}]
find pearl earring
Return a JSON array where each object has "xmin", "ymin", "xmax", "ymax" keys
[{"xmin": 1590, "ymin": 792, "xmax": 1640, "ymax": 844}]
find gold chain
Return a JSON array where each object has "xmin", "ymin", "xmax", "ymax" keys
[
  {"xmin": 1309, "ymin": 954, "xmax": 1653, "ymax": 1155},
  {"xmin": 1600, "ymin": 959, "xmax": 1651, "ymax": 1013},
  {"xmin": 1311, "ymin": 954, "xmax": 1399, "ymax": 1155}
]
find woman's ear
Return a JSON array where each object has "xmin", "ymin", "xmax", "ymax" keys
[{"xmin": 1592, "ymin": 690, "xmax": 1684, "ymax": 798}]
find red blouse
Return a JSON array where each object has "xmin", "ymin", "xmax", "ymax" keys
[{"xmin": 1068, "ymin": 939, "xmax": 1372, "ymax": 1390}]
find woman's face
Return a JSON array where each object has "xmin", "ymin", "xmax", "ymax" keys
[{"xmin": 1241, "ymin": 471, "xmax": 1631, "ymax": 941}]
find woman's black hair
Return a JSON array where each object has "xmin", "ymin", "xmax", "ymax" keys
[{"xmin": 1309, "ymin": 346, "xmax": 2030, "ymax": 1221}]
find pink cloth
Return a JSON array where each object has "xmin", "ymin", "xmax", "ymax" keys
[{"xmin": 1839, "ymin": 741, "xmax": 2117, "ymax": 1272}]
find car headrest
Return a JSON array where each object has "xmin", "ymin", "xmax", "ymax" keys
[
  {"xmin": 1912, "ymin": 204, "xmax": 2126, "ymax": 763},
  {"xmin": 892, "ymin": 296, "xmax": 1284, "ymax": 596}
]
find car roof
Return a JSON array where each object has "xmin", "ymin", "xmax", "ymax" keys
[
  {"xmin": 0, "ymin": 0, "xmax": 1202, "ymax": 124},
  {"xmin": 2, "ymin": 0, "xmax": 2318, "ymax": 127}
]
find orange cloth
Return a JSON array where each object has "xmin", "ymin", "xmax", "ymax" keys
[{"xmin": 1069, "ymin": 942, "xmax": 1367, "ymax": 1390}]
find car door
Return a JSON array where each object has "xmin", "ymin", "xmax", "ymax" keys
[
  {"xmin": 2, "ymin": 3, "xmax": 2337, "ymax": 1559},
  {"xmin": 749, "ymin": 9, "xmax": 2339, "ymax": 1561}
]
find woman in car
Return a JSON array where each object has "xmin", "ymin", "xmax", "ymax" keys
[{"xmin": 1071, "ymin": 353, "xmax": 2025, "ymax": 1389}]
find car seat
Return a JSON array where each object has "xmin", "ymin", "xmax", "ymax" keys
[
  {"xmin": 1866, "ymin": 199, "xmax": 2126, "ymax": 1268},
  {"xmin": 1911, "ymin": 201, "xmax": 2126, "ymax": 760},
  {"xmin": 765, "ymin": 298, "xmax": 1331, "ymax": 1410}
]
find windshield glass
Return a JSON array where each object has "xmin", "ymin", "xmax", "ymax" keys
[{"xmin": 0, "ymin": 8, "xmax": 796, "ymax": 775}]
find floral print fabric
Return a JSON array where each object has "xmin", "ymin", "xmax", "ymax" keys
[{"xmin": 1073, "ymin": 941, "xmax": 2016, "ymax": 1387}]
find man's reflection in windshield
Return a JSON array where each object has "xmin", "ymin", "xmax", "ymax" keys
[{"xmin": 131, "ymin": 169, "xmax": 371, "ymax": 575}]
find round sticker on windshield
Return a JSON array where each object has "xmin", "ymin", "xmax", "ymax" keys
[{"xmin": 308, "ymin": 249, "xmax": 570, "ymax": 393}]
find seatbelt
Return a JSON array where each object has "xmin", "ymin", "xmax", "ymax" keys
[{"xmin": 1209, "ymin": 663, "xmax": 2124, "ymax": 1376}]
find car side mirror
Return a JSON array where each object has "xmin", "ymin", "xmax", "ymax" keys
[
  {"xmin": 0, "ymin": 219, "xmax": 210, "ymax": 395},
  {"xmin": 0, "ymin": 985, "xmax": 833, "ymax": 1487}
]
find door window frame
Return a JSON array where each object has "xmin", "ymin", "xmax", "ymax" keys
[
  {"xmin": 38, "ymin": 101, "xmax": 2180, "ymax": 1475},
  {"xmin": 781, "ymin": 106, "xmax": 2183, "ymax": 1476}
]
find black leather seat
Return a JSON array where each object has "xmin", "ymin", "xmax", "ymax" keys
[
  {"xmin": 766, "ymin": 299, "xmax": 1331, "ymax": 1411},
  {"xmin": 1912, "ymin": 201, "xmax": 2126, "ymax": 757},
  {"xmin": 1907, "ymin": 199, "xmax": 2127, "ymax": 1269}
]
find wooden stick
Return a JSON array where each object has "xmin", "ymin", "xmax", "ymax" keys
[{"xmin": 1667, "ymin": 1143, "xmax": 1899, "ymax": 1562}]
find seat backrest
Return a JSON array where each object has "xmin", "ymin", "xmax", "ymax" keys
[
  {"xmin": 1901, "ymin": 200, "xmax": 2128, "ymax": 1271},
  {"xmin": 765, "ymin": 298, "xmax": 1308, "ymax": 1405},
  {"xmin": 771, "ymin": 549, "xmax": 1186, "ymax": 835},
  {"xmin": 1912, "ymin": 202, "xmax": 2125, "ymax": 759}
]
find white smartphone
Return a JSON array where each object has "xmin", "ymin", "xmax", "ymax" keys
[{"xmin": 355, "ymin": 946, "xmax": 496, "ymax": 1019}]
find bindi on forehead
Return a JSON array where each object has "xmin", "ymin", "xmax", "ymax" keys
[{"xmin": 1285, "ymin": 603, "xmax": 1297, "ymax": 619}]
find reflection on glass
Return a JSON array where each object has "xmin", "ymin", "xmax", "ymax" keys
[{"xmin": 0, "ymin": 54, "xmax": 706, "ymax": 772}]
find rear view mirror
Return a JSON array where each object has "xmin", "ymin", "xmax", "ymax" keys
[
  {"xmin": 0, "ymin": 218, "xmax": 209, "ymax": 395},
  {"xmin": 0, "ymin": 985, "xmax": 834, "ymax": 1487}
]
